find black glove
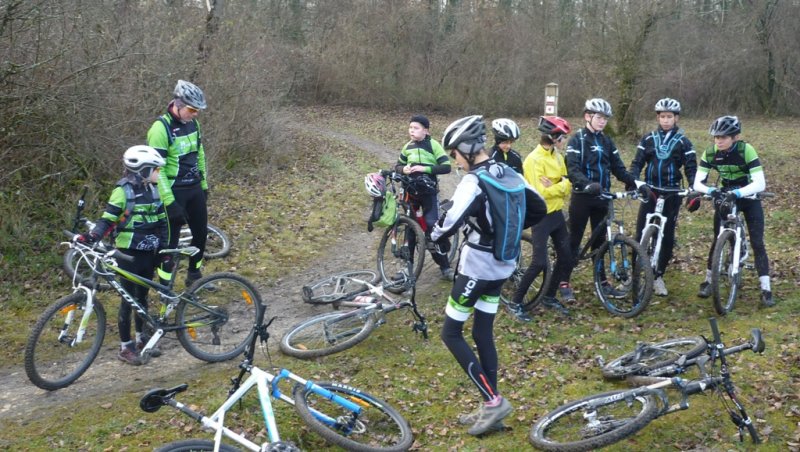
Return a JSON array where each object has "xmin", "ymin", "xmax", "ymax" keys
[
  {"xmin": 710, "ymin": 189, "xmax": 725, "ymax": 203},
  {"xmin": 434, "ymin": 237, "xmax": 451, "ymax": 255},
  {"xmin": 166, "ymin": 202, "xmax": 185, "ymax": 222},
  {"xmin": 584, "ymin": 182, "xmax": 602, "ymax": 195},
  {"xmin": 686, "ymin": 195, "xmax": 702, "ymax": 213},
  {"xmin": 637, "ymin": 184, "xmax": 653, "ymax": 202},
  {"xmin": 724, "ymin": 192, "xmax": 738, "ymax": 203},
  {"xmin": 76, "ymin": 232, "xmax": 99, "ymax": 244}
]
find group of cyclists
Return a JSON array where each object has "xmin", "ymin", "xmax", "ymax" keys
[{"xmin": 394, "ymin": 97, "xmax": 776, "ymax": 436}]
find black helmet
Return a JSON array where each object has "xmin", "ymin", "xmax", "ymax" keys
[
  {"xmin": 174, "ymin": 80, "xmax": 207, "ymax": 110},
  {"xmin": 442, "ymin": 115, "xmax": 486, "ymax": 155},
  {"xmin": 709, "ymin": 116, "xmax": 741, "ymax": 136}
]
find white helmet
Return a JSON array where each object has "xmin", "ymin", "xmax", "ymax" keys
[
  {"xmin": 442, "ymin": 115, "xmax": 486, "ymax": 155},
  {"xmin": 491, "ymin": 118, "xmax": 521, "ymax": 141},
  {"xmin": 174, "ymin": 80, "xmax": 207, "ymax": 110},
  {"xmin": 123, "ymin": 145, "xmax": 165, "ymax": 174},
  {"xmin": 584, "ymin": 98, "xmax": 613, "ymax": 117},
  {"xmin": 655, "ymin": 98, "xmax": 681, "ymax": 114},
  {"xmin": 364, "ymin": 172, "xmax": 386, "ymax": 198}
]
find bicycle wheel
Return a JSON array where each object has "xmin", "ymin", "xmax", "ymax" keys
[
  {"xmin": 302, "ymin": 270, "xmax": 378, "ymax": 304},
  {"xmin": 154, "ymin": 439, "xmax": 240, "ymax": 452},
  {"xmin": 62, "ymin": 248, "xmax": 111, "ymax": 291},
  {"xmin": 640, "ymin": 226, "xmax": 659, "ymax": 274},
  {"xmin": 601, "ymin": 336, "xmax": 707, "ymax": 379},
  {"xmin": 204, "ymin": 224, "xmax": 231, "ymax": 259},
  {"xmin": 593, "ymin": 235, "xmax": 653, "ymax": 318},
  {"xmin": 24, "ymin": 292, "xmax": 106, "ymax": 390},
  {"xmin": 177, "ymin": 272, "xmax": 262, "ymax": 362},
  {"xmin": 293, "ymin": 381, "xmax": 414, "ymax": 452},
  {"xmin": 711, "ymin": 229, "xmax": 739, "ymax": 315},
  {"xmin": 529, "ymin": 389, "xmax": 659, "ymax": 451},
  {"xmin": 500, "ymin": 234, "xmax": 550, "ymax": 312},
  {"xmin": 377, "ymin": 216, "xmax": 425, "ymax": 294},
  {"xmin": 280, "ymin": 310, "xmax": 377, "ymax": 359}
]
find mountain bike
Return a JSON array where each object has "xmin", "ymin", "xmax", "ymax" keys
[
  {"xmin": 705, "ymin": 191, "xmax": 774, "ymax": 315},
  {"xmin": 499, "ymin": 233, "xmax": 553, "ymax": 314},
  {"xmin": 572, "ymin": 190, "xmax": 654, "ymax": 318},
  {"xmin": 529, "ymin": 317, "xmax": 764, "ymax": 451},
  {"xmin": 280, "ymin": 275, "xmax": 428, "ymax": 359},
  {"xmin": 63, "ymin": 187, "xmax": 231, "ymax": 290},
  {"xmin": 371, "ymin": 170, "xmax": 457, "ymax": 293},
  {"xmin": 638, "ymin": 185, "xmax": 693, "ymax": 277},
  {"xmin": 25, "ymin": 232, "xmax": 261, "ymax": 391},
  {"xmin": 140, "ymin": 316, "xmax": 414, "ymax": 452}
]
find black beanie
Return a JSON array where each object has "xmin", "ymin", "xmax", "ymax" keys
[{"xmin": 410, "ymin": 115, "xmax": 430, "ymax": 129}]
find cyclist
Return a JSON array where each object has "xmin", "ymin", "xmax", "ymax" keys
[
  {"xmin": 508, "ymin": 116, "xmax": 574, "ymax": 321},
  {"xmin": 77, "ymin": 146, "xmax": 168, "ymax": 365},
  {"xmin": 394, "ymin": 114, "xmax": 454, "ymax": 280},
  {"xmin": 629, "ymin": 98, "xmax": 697, "ymax": 297},
  {"xmin": 693, "ymin": 116, "xmax": 775, "ymax": 307},
  {"xmin": 565, "ymin": 98, "xmax": 649, "ymax": 298},
  {"xmin": 148, "ymin": 79, "xmax": 209, "ymax": 288},
  {"xmin": 489, "ymin": 118, "xmax": 523, "ymax": 174},
  {"xmin": 431, "ymin": 115, "xmax": 546, "ymax": 436}
]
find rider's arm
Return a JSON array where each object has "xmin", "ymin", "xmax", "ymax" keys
[
  {"xmin": 90, "ymin": 186, "xmax": 127, "ymax": 239},
  {"xmin": 608, "ymin": 141, "xmax": 636, "ymax": 188},
  {"xmin": 427, "ymin": 140, "xmax": 452, "ymax": 176},
  {"xmin": 628, "ymin": 136, "xmax": 649, "ymax": 180},
  {"xmin": 732, "ymin": 143, "xmax": 765, "ymax": 198},
  {"xmin": 693, "ymin": 147, "xmax": 714, "ymax": 194},
  {"xmin": 565, "ymin": 134, "xmax": 592, "ymax": 190},
  {"xmin": 147, "ymin": 120, "xmax": 176, "ymax": 207},
  {"xmin": 681, "ymin": 136, "xmax": 698, "ymax": 187},
  {"xmin": 430, "ymin": 174, "xmax": 481, "ymax": 242}
]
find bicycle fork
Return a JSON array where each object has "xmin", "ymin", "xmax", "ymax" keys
[{"xmin": 63, "ymin": 286, "xmax": 97, "ymax": 346}]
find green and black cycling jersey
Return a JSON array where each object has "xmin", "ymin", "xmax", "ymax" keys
[
  {"xmin": 395, "ymin": 136, "xmax": 451, "ymax": 180},
  {"xmin": 697, "ymin": 140, "xmax": 762, "ymax": 190},
  {"xmin": 147, "ymin": 109, "xmax": 207, "ymax": 206},
  {"xmin": 91, "ymin": 177, "xmax": 168, "ymax": 251}
]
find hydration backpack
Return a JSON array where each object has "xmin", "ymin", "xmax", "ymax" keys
[
  {"xmin": 114, "ymin": 178, "xmax": 161, "ymax": 237},
  {"xmin": 470, "ymin": 164, "xmax": 527, "ymax": 262}
]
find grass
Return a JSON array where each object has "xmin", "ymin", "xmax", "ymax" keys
[{"xmin": 1, "ymin": 107, "xmax": 798, "ymax": 451}]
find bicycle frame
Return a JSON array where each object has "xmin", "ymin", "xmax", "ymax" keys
[
  {"xmin": 576, "ymin": 191, "xmax": 637, "ymax": 263},
  {"xmin": 713, "ymin": 202, "xmax": 749, "ymax": 278},
  {"xmin": 640, "ymin": 187, "xmax": 691, "ymax": 270}
]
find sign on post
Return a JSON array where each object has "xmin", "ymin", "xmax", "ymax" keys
[{"xmin": 545, "ymin": 83, "xmax": 558, "ymax": 115}]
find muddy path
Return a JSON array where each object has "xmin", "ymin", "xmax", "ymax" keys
[{"xmin": 0, "ymin": 125, "xmax": 460, "ymax": 424}]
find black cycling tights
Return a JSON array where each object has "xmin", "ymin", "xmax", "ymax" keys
[
  {"xmin": 441, "ymin": 311, "xmax": 498, "ymax": 402},
  {"xmin": 118, "ymin": 250, "xmax": 157, "ymax": 343},
  {"xmin": 515, "ymin": 211, "xmax": 572, "ymax": 300},
  {"xmin": 568, "ymin": 194, "xmax": 609, "ymax": 278},
  {"xmin": 707, "ymin": 198, "xmax": 769, "ymax": 277},
  {"xmin": 167, "ymin": 184, "xmax": 208, "ymax": 273}
]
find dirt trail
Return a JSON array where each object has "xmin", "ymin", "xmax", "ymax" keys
[{"xmin": 0, "ymin": 126, "xmax": 460, "ymax": 424}]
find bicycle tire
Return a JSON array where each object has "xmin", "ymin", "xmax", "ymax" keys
[
  {"xmin": 280, "ymin": 310, "xmax": 377, "ymax": 359},
  {"xmin": 711, "ymin": 229, "xmax": 739, "ymax": 315},
  {"xmin": 640, "ymin": 226, "xmax": 660, "ymax": 274},
  {"xmin": 529, "ymin": 389, "xmax": 659, "ymax": 451},
  {"xmin": 154, "ymin": 439, "xmax": 240, "ymax": 452},
  {"xmin": 62, "ymin": 248, "xmax": 111, "ymax": 291},
  {"xmin": 177, "ymin": 272, "xmax": 263, "ymax": 362},
  {"xmin": 293, "ymin": 381, "xmax": 414, "ymax": 452},
  {"xmin": 593, "ymin": 235, "xmax": 653, "ymax": 318},
  {"xmin": 601, "ymin": 336, "xmax": 707, "ymax": 379},
  {"xmin": 377, "ymin": 215, "xmax": 425, "ymax": 294},
  {"xmin": 24, "ymin": 292, "xmax": 106, "ymax": 390},
  {"xmin": 302, "ymin": 270, "xmax": 379, "ymax": 304},
  {"xmin": 204, "ymin": 224, "xmax": 231, "ymax": 259},
  {"xmin": 500, "ymin": 234, "xmax": 551, "ymax": 311}
]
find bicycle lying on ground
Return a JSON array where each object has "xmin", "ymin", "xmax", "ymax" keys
[
  {"xmin": 140, "ymin": 314, "xmax": 414, "ymax": 451},
  {"xmin": 24, "ymin": 232, "xmax": 260, "ymax": 391},
  {"xmin": 368, "ymin": 170, "xmax": 458, "ymax": 293},
  {"xmin": 280, "ymin": 273, "xmax": 428, "ymax": 359},
  {"xmin": 529, "ymin": 317, "xmax": 765, "ymax": 451},
  {"xmin": 63, "ymin": 187, "xmax": 231, "ymax": 290},
  {"xmin": 572, "ymin": 190, "xmax": 654, "ymax": 318},
  {"xmin": 703, "ymin": 191, "xmax": 774, "ymax": 315}
]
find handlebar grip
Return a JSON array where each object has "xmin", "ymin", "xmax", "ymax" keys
[
  {"xmin": 112, "ymin": 249, "xmax": 135, "ymax": 263},
  {"xmin": 709, "ymin": 317, "xmax": 722, "ymax": 344},
  {"xmin": 64, "ymin": 229, "xmax": 77, "ymax": 239}
]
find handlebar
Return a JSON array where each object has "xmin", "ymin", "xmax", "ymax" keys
[{"xmin": 62, "ymin": 230, "xmax": 134, "ymax": 263}]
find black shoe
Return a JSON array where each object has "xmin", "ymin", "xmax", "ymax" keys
[
  {"xmin": 505, "ymin": 302, "xmax": 532, "ymax": 322},
  {"xmin": 760, "ymin": 290, "xmax": 775, "ymax": 307},
  {"xmin": 541, "ymin": 296, "xmax": 570, "ymax": 316},
  {"xmin": 697, "ymin": 281, "xmax": 712, "ymax": 298},
  {"xmin": 601, "ymin": 283, "xmax": 626, "ymax": 299}
]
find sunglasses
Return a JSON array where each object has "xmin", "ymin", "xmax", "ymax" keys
[{"xmin": 185, "ymin": 106, "xmax": 199, "ymax": 114}]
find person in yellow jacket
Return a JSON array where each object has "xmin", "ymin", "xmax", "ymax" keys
[{"xmin": 508, "ymin": 116, "xmax": 575, "ymax": 321}]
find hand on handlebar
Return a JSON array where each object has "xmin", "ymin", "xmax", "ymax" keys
[{"xmin": 584, "ymin": 182, "xmax": 602, "ymax": 196}]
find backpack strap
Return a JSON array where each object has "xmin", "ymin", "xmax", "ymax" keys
[
  {"xmin": 159, "ymin": 116, "xmax": 175, "ymax": 147},
  {"xmin": 114, "ymin": 178, "xmax": 137, "ymax": 237}
]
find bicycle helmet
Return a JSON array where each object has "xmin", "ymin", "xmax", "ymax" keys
[
  {"xmin": 537, "ymin": 116, "xmax": 571, "ymax": 137},
  {"xmin": 654, "ymin": 98, "xmax": 681, "ymax": 114},
  {"xmin": 584, "ymin": 98, "xmax": 613, "ymax": 117},
  {"xmin": 708, "ymin": 115, "xmax": 741, "ymax": 136},
  {"xmin": 491, "ymin": 118, "xmax": 521, "ymax": 142},
  {"xmin": 124, "ymin": 145, "xmax": 165, "ymax": 173},
  {"xmin": 364, "ymin": 172, "xmax": 386, "ymax": 198},
  {"xmin": 442, "ymin": 115, "xmax": 486, "ymax": 155},
  {"xmin": 173, "ymin": 80, "xmax": 207, "ymax": 110}
]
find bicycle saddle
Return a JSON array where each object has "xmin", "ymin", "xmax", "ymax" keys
[{"xmin": 139, "ymin": 384, "xmax": 189, "ymax": 412}]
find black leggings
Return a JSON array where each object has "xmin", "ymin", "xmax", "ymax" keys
[
  {"xmin": 568, "ymin": 194, "xmax": 610, "ymax": 279},
  {"xmin": 635, "ymin": 195, "xmax": 682, "ymax": 278},
  {"xmin": 441, "ymin": 311, "xmax": 499, "ymax": 402},
  {"xmin": 706, "ymin": 198, "xmax": 769, "ymax": 277},
  {"xmin": 167, "ymin": 184, "xmax": 208, "ymax": 273},
  {"xmin": 515, "ymin": 211, "xmax": 572, "ymax": 300},
  {"xmin": 118, "ymin": 250, "xmax": 158, "ymax": 343}
]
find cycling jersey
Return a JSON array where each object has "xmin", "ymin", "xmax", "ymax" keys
[
  {"xmin": 148, "ymin": 107, "xmax": 207, "ymax": 207},
  {"xmin": 629, "ymin": 126, "xmax": 697, "ymax": 188},
  {"xmin": 694, "ymin": 141, "xmax": 764, "ymax": 197},
  {"xmin": 91, "ymin": 177, "xmax": 168, "ymax": 251},
  {"xmin": 565, "ymin": 127, "xmax": 635, "ymax": 191},
  {"xmin": 489, "ymin": 145, "xmax": 523, "ymax": 174},
  {"xmin": 395, "ymin": 136, "xmax": 451, "ymax": 180},
  {"xmin": 522, "ymin": 144, "xmax": 571, "ymax": 214}
]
